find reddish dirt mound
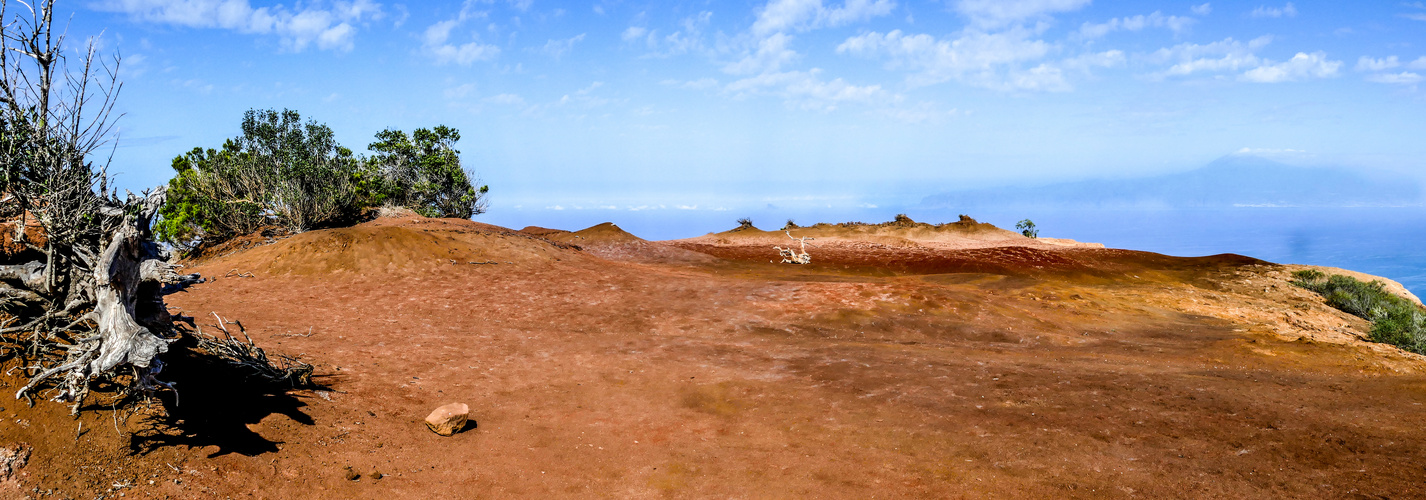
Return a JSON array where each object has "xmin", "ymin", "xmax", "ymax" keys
[
  {"xmin": 519, "ymin": 222, "xmax": 644, "ymax": 245},
  {"xmin": 686, "ymin": 215, "xmax": 1101, "ymax": 251},
  {"xmin": 201, "ymin": 215, "xmax": 580, "ymax": 276},
  {"xmin": 519, "ymin": 222, "xmax": 717, "ymax": 266},
  {"xmin": 5, "ymin": 213, "xmax": 1426, "ymax": 498}
]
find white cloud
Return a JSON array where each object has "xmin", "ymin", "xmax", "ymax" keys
[
  {"xmin": 838, "ymin": 28, "xmax": 1055, "ymax": 89},
  {"xmin": 444, "ymin": 83, "xmax": 477, "ymax": 99},
  {"xmin": 1249, "ymin": 2, "xmax": 1297, "ymax": 18},
  {"xmin": 541, "ymin": 33, "xmax": 586, "ymax": 59},
  {"xmin": 92, "ymin": 0, "xmax": 381, "ymax": 52},
  {"xmin": 1077, "ymin": 11, "xmax": 1196, "ymax": 39},
  {"xmin": 634, "ymin": 11, "xmax": 712, "ymax": 57},
  {"xmin": 723, "ymin": 69, "xmax": 884, "ymax": 111},
  {"xmin": 1356, "ymin": 56, "xmax": 1400, "ymax": 72},
  {"xmin": 1366, "ymin": 71, "xmax": 1423, "ymax": 85},
  {"xmin": 1061, "ymin": 50, "xmax": 1126, "ymax": 71},
  {"xmin": 1148, "ymin": 36, "xmax": 1272, "ymax": 78},
  {"xmin": 662, "ymin": 78, "xmax": 720, "ymax": 90},
  {"xmin": 422, "ymin": 10, "xmax": 500, "ymax": 65},
  {"xmin": 954, "ymin": 0, "xmax": 1091, "ymax": 29},
  {"xmin": 621, "ymin": 26, "xmax": 647, "ymax": 42},
  {"xmin": 1410, "ymin": 56, "xmax": 1426, "ymax": 69},
  {"xmin": 120, "ymin": 53, "xmax": 150, "ymax": 78},
  {"xmin": 1191, "ymin": 3, "xmax": 1212, "ymax": 15},
  {"xmin": 1007, "ymin": 64, "xmax": 1070, "ymax": 91},
  {"xmin": 1234, "ymin": 147, "xmax": 1307, "ymax": 158},
  {"xmin": 1240, "ymin": 52, "xmax": 1341, "ymax": 82},
  {"xmin": 751, "ymin": 0, "xmax": 896, "ymax": 36},
  {"xmin": 723, "ymin": 33, "xmax": 799, "ymax": 74}
]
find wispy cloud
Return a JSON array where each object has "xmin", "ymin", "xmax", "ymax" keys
[
  {"xmin": 1249, "ymin": 2, "xmax": 1297, "ymax": 18},
  {"xmin": 422, "ymin": 7, "xmax": 500, "ymax": 65},
  {"xmin": 1147, "ymin": 36, "xmax": 1272, "ymax": 79},
  {"xmin": 1191, "ymin": 3, "xmax": 1212, "ymax": 16},
  {"xmin": 954, "ymin": 0, "xmax": 1091, "ymax": 29},
  {"xmin": 723, "ymin": 69, "xmax": 884, "ymax": 111},
  {"xmin": 723, "ymin": 33, "xmax": 799, "ymax": 75},
  {"xmin": 540, "ymin": 33, "xmax": 586, "ymax": 59},
  {"xmin": 1077, "ymin": 11, "xmax": 1196, "ymax": 39},
  {"xmin": 751, "ymin": 0, "xmax": 897, "ymax": 36},
  {"xmin": 627, "ymin": 11, "xmax": 713, "ymax": 58},
  {"xmin": 838, "ymin": 28, "xmax": 1061, "ymax": 90},
  {"xmin": 1356, "ymin": 56, "xmax": 1401, "ymax": 72},
  {"xmin": 91, "ymin": 0, "xmax": 383, "ymax": 52},
  {"xmin": 1366, "ymin": 72, "xmax": 1422, "ymax": 85},
  {"xmin": 1240, "ymin": 52, "xmax": 1341, "ymax": 83}
]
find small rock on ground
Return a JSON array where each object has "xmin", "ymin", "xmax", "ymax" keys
[{"xmin": 425, "ymin": 403, "xmax": 470, "ymax": 436}]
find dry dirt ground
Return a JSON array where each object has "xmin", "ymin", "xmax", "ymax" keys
[{"xmin": 4, "ymin": 215, "xmax": 1426, "ymax": 499}]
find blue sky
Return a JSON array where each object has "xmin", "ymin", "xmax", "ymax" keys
[{"xmin": 69, "ymin": 0, "xmax": 1426, "ymax": 225}]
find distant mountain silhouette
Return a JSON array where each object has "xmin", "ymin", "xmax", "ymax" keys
[{"xmin": 920, "ymin": 155, "xmax": 1423, "ymax": 209}]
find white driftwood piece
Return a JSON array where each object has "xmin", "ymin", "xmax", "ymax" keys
[
  {"xmin": 774, "ymin": 230, "xmax": 814, "ymax": 265},
  {"xmin": 13, "ymin": 187, "xmax": 202, "ymax": 407}
]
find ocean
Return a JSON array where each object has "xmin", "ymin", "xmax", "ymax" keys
[{"xmin": 482, "ymin": 206, "xmax": 1426, "ymax": 298}]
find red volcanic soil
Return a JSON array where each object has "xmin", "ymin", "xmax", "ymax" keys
[{"xmin": 4, "ymin": 215, "xmax": 1426, "ymax": 498}]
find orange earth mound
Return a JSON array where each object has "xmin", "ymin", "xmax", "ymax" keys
[
  {"xmin": 695, "ymin": 215, "xmax": 1102, "ymax": 252},
  {"xmin": 4, "ymin": 213, "xmax": 1426, "ymax": 498}
]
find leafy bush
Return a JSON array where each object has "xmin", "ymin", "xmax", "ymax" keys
[
  {"xmin": 367, "ymin": 126, "xmax": 487, "ymax": 219},
  {"xmin": 155, "ymin": 109, "xmax": 365, "ymax": 246},
  {"xmin": 157, "ymin": 109, "xmax": 488, "ymax": 248},
  {"xmin": 1291, "ymin": 270, "xmax": 1426, "ymax": 354}
]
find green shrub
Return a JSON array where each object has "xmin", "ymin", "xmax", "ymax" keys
[
  {"xmin": 157, "ymin": 109, "xmax": 488, "ymax": 248},
  {"xmin": 155, "ymin": 109, "xmax": 366, "ymax": 246},
  {"xmin": 1016, "ymin": 219, "xmax": 1038, "ymax": 238},
  {"xmin": 1290, "ymin": 270, "xmax": 1426, "ymax": 354},
  {"xmin": 367, "ymin": 126, "xmax": 487, "ymax": 219}
]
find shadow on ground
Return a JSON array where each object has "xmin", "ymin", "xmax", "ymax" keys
[{"xmin": 127, "ymin": 344, "xmax": 325, "ymax": 458}]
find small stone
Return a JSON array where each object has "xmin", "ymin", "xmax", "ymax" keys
[
  {"xmin": 425, "ymin": 403, "xmax": 470, "ymax": 436},
  {"xmin": 369, "ymin": 470, "xmax": 383, "ymax": 481},
  {"xmin": 342, "ymin": 466, "xmax": 360, "ymax": 481}
]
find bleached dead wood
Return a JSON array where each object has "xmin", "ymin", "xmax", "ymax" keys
[
  {"xmin": 774, "ymin": 230, "xmax": 814, "ymax": 265},
  {"xmin": 0, "ymin": 1, "xmax": 310, "ymax": 419}
]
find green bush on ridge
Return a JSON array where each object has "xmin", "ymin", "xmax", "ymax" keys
[
  {"xmin": 155, "ymin": 109, "xmax": 488, "ymax": 249},
  {"xmin": 1290, "ymin": 269, "xmax": 1426, "ymax": 354}
]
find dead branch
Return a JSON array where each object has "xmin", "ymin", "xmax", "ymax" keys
[{"xmin": 774, "ymin": 230, "xmax": 814, "ymax": 265}]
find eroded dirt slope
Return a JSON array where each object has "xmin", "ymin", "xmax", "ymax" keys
[{"xmin": 3, "ymin": 214, "xmax": 1425, "ymax": 499}]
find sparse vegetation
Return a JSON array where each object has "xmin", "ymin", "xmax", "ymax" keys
[
  {"xmin": 1016, "ymin": 219, "xmax": 1038, "ymax": 238},
  {"xmin": 156, "ymin": 110, "xmax": 488, "ymax": 249},
  {"xmin": 736, "ymin": 217, "xmax": 754, "ymax": 229},
  {"xmin": 1291, "ymin": 270, "xmax": 1426, "ymax": 354},
  {"xmin": 782, "ymin": 219, "xmax": 798, "ymax": 230}
]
